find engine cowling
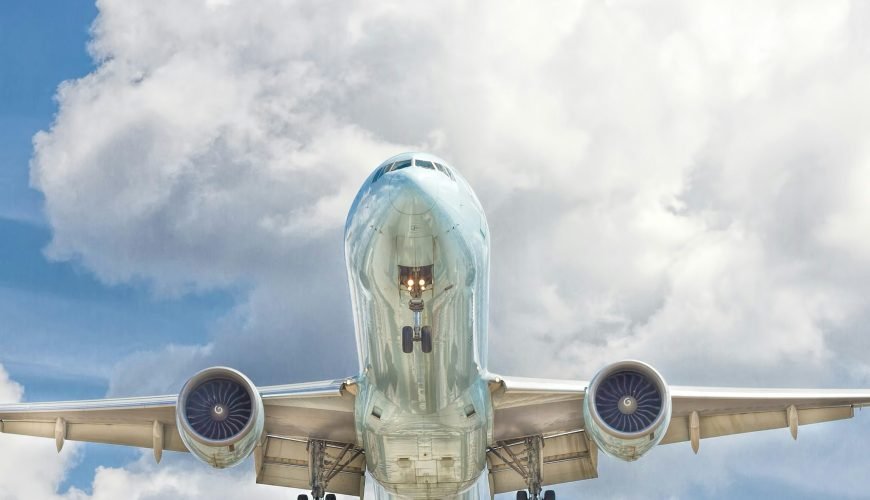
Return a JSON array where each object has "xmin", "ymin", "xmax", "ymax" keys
[
  {"xmin": 176, "ymin": 366, "xmax": 265, "ymax": 468},
  {"xmin": 583, "ymin": 360, "xmax": 671, "ymax": 461}
]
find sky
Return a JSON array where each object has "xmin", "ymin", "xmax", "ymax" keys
[{"xmin": 2, "ymin": 0, "xmax": 870, "ymax": 498}]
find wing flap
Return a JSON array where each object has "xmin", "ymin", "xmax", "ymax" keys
[
  {"xmin": 662, "ymin": 405, "xmax": 854, "ymax": 445},
  {"xmin": 1, "ymin": 418, "xmax": 188, "ymax": 451}
]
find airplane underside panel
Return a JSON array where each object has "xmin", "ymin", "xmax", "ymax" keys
[{"xmin": 369, "ymin": 468, "xmax": 493, "ymax": 500}]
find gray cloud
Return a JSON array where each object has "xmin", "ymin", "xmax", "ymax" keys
[{"xmin": 24, "ymin": 0, "xmax": 870, "ymax": 497}]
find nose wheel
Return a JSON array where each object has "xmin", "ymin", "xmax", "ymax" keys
[
  {"xmin": 401, "ymin": 325, "xmax": 433, "ymax": 353},
  {"xmin": 401, "ymin": 294, "xmax": 433, "ymax": 354}
]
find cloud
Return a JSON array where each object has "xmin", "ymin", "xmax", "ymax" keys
[
  {"xmin": 22, "ymin": 0, "xmax": 870, "ymax": 497},
  {"xmin": 0, "ymin": 364, "xmax": 81, "ymax": 499}
]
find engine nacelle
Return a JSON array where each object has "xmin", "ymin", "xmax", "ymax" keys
[
  {"xmin": 176, "ymin": 366, "xmax": 265, "ymax": 469},
  {"xmin": 583, "ymin": 360, "xmax": 671, "ymax": 461}
]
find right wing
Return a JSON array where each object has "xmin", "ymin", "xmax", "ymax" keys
[
  {"xmin": 0, "ymin": 378, "xmax": 364, "ymax": 496},
  {"xmin": 486, "ymin": 373, "xmax": 870, "ymax": 494}
]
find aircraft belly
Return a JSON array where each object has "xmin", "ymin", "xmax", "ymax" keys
[
  {"xmin": 360, "ymin": 389, "xmax": 490, "ymax": 498},
  {"xmin": 345, "ymin": 164, "xmax": 493, "ymax": 498}
]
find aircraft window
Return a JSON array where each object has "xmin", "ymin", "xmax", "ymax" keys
[
  {"xmin": 415, "ymin": 159, "xmax": 435, "ymax": 170},
  {"xmin": 392, "ymin": 159, "xmax": 413, "ymax": 171},
  {"xmin": 434, "ymin": 162, "xmax": 455, "ymax": 181},
  {"xmin": 372, "ymin": 163, "xmax": 391, "ymax": 183}
]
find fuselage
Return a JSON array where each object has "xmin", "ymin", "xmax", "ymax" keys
[{"xmin": 344, "ymin": 153, "xmax": 493, "ymax": 498}]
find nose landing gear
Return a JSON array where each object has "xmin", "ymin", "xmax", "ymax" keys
[
  {"xmin": 400, "ymin": 266, "xmax": 434, "ymax": 354},
  {"xmin": 403, "ymin": 325, "xmax": 433, "ymax": 354}
]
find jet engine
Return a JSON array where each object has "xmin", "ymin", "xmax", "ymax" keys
[
  {"xmin": 176, "ymin": 367, "xmax": 265, "ymax": 468},
  {"xmin": 583, "ymin": 360, "xmax": 671, "ymax": 461}
]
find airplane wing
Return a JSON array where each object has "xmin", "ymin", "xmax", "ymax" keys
[
  {"xmin": 0, "ymin": 377, "xmax": 365, "ymax": 496},
  {"xmin": 486, "ymin": 373, "xmax": 870, "ymax": 495}
]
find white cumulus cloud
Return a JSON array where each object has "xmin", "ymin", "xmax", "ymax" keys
[{"xmin": 20, "ymin": 0, "xmax": 870, "ymax": 498}]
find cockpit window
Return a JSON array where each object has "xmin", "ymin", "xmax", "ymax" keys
[
  {"xmin": 372, "ymin": 158, "xmax": 456, "ymax": 184},
  {"xmin": 434, "ymin": 162, "xmax": 455, "ymax": 181},
  {"xmin": 372, "ymin": 163, "xmax": 392, "ymax": 183},
  {"xmin": 392, "ymin": 159, "xmax": 413, "ymax": 171}
]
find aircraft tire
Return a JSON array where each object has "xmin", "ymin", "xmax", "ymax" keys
[
  {"xmin": 325, "ymin": 495, "xmax": 337, "ymax": 500},
  {"xmin": 544, "ymin": 490, "xmax": 556, "ymax": 500},
  {"xmin": 402, "ymin": 326, "xmax": 414, "ymax": 353},
  {"xmin": 421, "ymin": 326, "xmax": 433, "ymax": 353},
  {"xmin": 516, "ymin": 492, "xmax": 529, "ymax": 500}
]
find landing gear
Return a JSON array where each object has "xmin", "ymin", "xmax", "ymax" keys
[
  {"xmin": 401, "ymin": 323, "xmax": 434, "ymax": 354},
  {"xmin": 399, "ymin": 265, "xmax": 434, "ymax": 354},
  {"xmin": 421, "ymin": 325, "xmax": 433, "ymax": 353},
  {"xmin": 401, "ymin": 298, "xmax": 433, "ymax": 354},
  {"xmin": 489, "ymin": 436, "xmax": 555, "ymax": 500},
  {"xmin": 304, "ymin": 439, "xmax": 364, "ymax": 500},
  {"xmin": 516, "ymin": 491, "xmax": 554, "ymax": 500},
  {"xmin": 402, "ymin": 326, "xmax": 414, "ymax": 353}
]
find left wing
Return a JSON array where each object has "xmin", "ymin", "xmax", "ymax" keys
[
  {"xmin": 0, "ymin": 377, "xmax": 364, "ymax": 496},
  {"xmin": 486, "ymin": 372, "xmax": 870, "ymax": 494}
]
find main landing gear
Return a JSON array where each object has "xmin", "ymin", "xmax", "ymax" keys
[
  {"xmin": 489, "ymin": 436, "xmax": 557, "ymax": 500},
  {"xmin": 296, "ymin": 439, "xmax": 364, "ymax": 500},
  {"xmin": 516, "ymin": 491, "xmax": 556, "ymax": 500}
]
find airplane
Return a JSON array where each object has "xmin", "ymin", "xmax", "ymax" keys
[{"xmin": 2, "ymin": 151, "xmax": 870, "ymax": 500}]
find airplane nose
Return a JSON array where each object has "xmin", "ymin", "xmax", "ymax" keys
[{"xmin": 388, "ymin": 171, "xmax": 436, "ymax": 215}]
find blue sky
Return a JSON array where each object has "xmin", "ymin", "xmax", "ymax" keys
[
  {"xmin": 0, "ymin": 0, "xmax": 96, "ymax": 223},
  {"xmin": 3, "ymin": 1, "xmax": 870, "ymax": 499},
  {"xmin": 0, "ymin": 1, "xmax": 233, "ymax": 492}
]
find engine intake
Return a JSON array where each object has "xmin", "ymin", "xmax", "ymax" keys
[
  {"xmin": 176, "ymin": 367, "xmax": 264, "ymax": 468},
  {"xmin": 583, "ymin": 360, "xmax": 671, "ymax": 461}
]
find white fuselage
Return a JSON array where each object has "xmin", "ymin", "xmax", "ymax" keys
[{"xmin": 344, "ymin": 153, "xmax": 493, "ymax": 499}]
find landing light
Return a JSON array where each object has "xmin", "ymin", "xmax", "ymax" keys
[
  {"xmin": 419, "ymin": 279, "xmax": 425, "ymax": 286},
  {"xmin": 407, "ymin": 279, "xmax": 414, "ymax": 287}
]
